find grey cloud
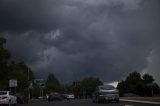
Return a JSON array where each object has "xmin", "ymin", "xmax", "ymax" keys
[
  {"xmin": 0, "ymin": 0, "xmax": 144, "ymax": 32},
  {"xmin": 1, "ymin": 0, "xmax": 160, "ymax": 83},
  {"xmin": 142, "ymin": 49, "xmax": 160, "ymax": 85}
]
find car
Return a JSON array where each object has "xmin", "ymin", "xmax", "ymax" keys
[
  {"xmin": 92, "ymin": 85, "xmax": 119, "ymax": 103},
  {"xmin": 38, "ymin": 96, "xmax": 44, "ymax": 99},
  {"xmin": 48, "ymin": 92, "xmax": 63, "ymax": 101},
  {"xmin": 15, "ymin": 93, "xmax": 28, "ymax": 104},
  {"xmin": 65, "ymin": 93, "xmax": 75, "ymax": 100},
  {"xmin": 0, "ymin": 91, "xmax": 17, "ymax": 106}
]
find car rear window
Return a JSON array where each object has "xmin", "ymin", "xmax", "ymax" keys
[{"xmin": 100, "ymin": 85, "xmax": 115, "ymax": 90}]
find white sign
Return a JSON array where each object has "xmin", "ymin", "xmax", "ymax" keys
[{"xmin": 9, "ymin": 79, "xmax": 17, "ymax": 87}]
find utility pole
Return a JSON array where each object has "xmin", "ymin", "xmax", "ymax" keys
[
  {"xmin": 28, "ymin": 67, "xmax": 29, "ymax": 81},
  {"xmin": 28, "ymin": 66, "xmax": 30, "ymax": 100}
]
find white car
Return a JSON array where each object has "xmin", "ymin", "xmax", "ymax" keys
[
  {"xmin": 65, "ymin": 93, "xmax": 75, "ymax": 100},
  {"xmin": 0, "ymin": 91, "xmax": 17, "ymax": 106}
]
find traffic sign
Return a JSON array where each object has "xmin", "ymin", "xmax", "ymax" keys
[
  {"xmin": 9, "ymin": 79, "xmax": 17, "ymax": 87},
  {"xmin": 34, "ymin": 79, "xmax": 45, "ymax": 87}
]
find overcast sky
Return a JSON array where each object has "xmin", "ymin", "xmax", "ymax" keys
[{"xmin": 0, "ymin": 0, "xmax": 160, "ymax": 84}]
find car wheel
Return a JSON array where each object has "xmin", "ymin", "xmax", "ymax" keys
[
  {"xmin": 96, "ymin": 99, "xmax": 100, "ymax": 104},
  {"xmin": 13, "ymin": 103, "xmax": 17, "ymax": 106},
  {"xmin": 97, "ymin": 100, "xmax": 101, "ymax": 104},
  {"xmin": 116, "ymin": 99, "xmax": 119, "ymax": 103}
]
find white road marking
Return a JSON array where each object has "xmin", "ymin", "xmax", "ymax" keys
[
  {"xmin": 120, "ymin": 99, "xmax": 160, "ymax": 105},
  {"xmin": 125, "ymin": 105, "xmax": 134, "ymax": 106}
]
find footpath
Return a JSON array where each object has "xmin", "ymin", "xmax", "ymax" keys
[{"xmin": 120, "ymin": 97, "xmax": 160, "ymax": 105}]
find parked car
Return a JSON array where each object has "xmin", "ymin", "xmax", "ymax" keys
[
  {"xmin": 92, "ymin": 85, "xmax": 119, "ymax": 103},
  {"xmin": 15, "ymin": 93, "xmax": 28, "ymax": 104},
  {"xmin": 48, "ymin": 92, "xmax": 63, "ymax": 101},
  {"xmin": 65, "ymin": 93, "xmax": 75, "ymax": 100},
  {"xmin": 38, "ymin": 96, "xmax": 44, "ymax": 99},
  {"xmin": 62, "ymin": 94, "xmax": 67, "ymax": 99},
  {"xmin": 0, "ymin": 91, "xmax": 17, "ymax": 106}
]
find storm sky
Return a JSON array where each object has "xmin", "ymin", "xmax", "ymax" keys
[{"xmin": 0, "ymin": 0, "xmax": 160, "ymax": 84}]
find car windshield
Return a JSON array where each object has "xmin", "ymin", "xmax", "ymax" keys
[
  {"xmin": 0, "ymin": 92, "xmax": 7, "ymax": 95},
  {"xmin": 100, "ymin": 85, "xmax": 115, "ymax": 90}
]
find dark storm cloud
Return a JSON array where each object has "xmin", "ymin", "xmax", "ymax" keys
[
  {"xmin": 0, "ymin": 0, "xmax": 69, "ymax": 32},
  {"xmin": 1, "ymin": 0, "xmax": 160, "ymax": 83}
]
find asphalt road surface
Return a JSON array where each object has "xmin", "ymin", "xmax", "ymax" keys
[{"xmin": 17, "ymin": 99, "xmax": 159, "ymax": 106}]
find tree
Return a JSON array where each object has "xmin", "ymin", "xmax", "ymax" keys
[
  {"xmin": 0, "ymin": 37, "xmax": 11, "ymax": 61},
  {"xmin": 126, "ymin": 71, "xmax": 142, "ymax": 84},
  {"xmin": 80, "ymin": 77, "xmax": 103, "ymax": 98},
  {"xmin": 45, "ymin": 74, "xmax": 61, "ymax": 93},
  {"xmin": 73, "ymin": 80, "xmax": 81, "ymax": 97},
  {"xmin": 63, "ymin": 77, "xmax": 103, "ymax": 98},
  {"xmin": 0, "ymin": 37, "xmax": 35, "ymax": 94},
  {"xmin": 0, "ymin": 37, "xmax": 11, "ymax": 90},
  {"xmin": 117, "ymin": 71, "xmax": 160, "ymax": 97},
  {"xmin": 125, "ymin": 71, "xmax": 142, "ymax": 94},
  {"xmin": 142, "ymin": 74, "xmax": 154, "ymax": 84},
  {"xmin": 8, "ymin": 61, "xmax": 35, "ymax": 92},
  {"xmin": 117, "ymin": 81, "xmax": 127, "ymax": 96}
]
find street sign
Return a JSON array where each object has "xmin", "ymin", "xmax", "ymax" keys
[
  {"xmin": 34, "ymin": 79, "xmax": 45, "ymax": 87},
  {"xmin": 9, "ymin": 79, "xmax": 17, "ymax": 87}
]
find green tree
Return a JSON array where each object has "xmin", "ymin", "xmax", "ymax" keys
[
  {"xmin": 0, "ymin": 37, "xmax": 11, "ymax": 90},
  {"xmin": 125, "ymin": 71, "xmax": 143, "ymax": 94},
  {"xmin": 126, "ymin": 71, "xmax": 142, "ymax": 84},
  {"xmin": 62, "ymin": 77, "xmax": 103, "ymax": 98},
  {"xmin": 117, "ymin": 81, "xmax": 127, "ymax": 96},
  {"xmin": 69, "ymin": 80, "xmax": 83, "ymax": 98},
  {"xmin": 142, "ymin": 74, "xmax": 154, "ymax": 84},
  {"xmin": 80, "ymin": 77, "xmax": 103, "ymax": 98},
  {"xmin": 0, "ymin": 37, "xmax": 35, "ymax": 93},
  {"xmin": 8, "ymin": 61, "xmax": 35, "ymax": 92},
  {"xmin": 0, "ymin": 37, "xmax": 11, "ymax": 61},
  {"xmin": 45, "ymin": 73, "xmax": 61, "ymax": 93},
  {"xmin": 117, "ymin": 71, "xmax": 160, "ymax": 97}
]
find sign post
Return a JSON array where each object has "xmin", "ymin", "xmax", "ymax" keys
[
  {"xmin": 34, "ymin": 79, "xmax": 45, "ymax": 97},
  {"xmin": 9, "ymin": 79, "xmax": 17, "ymax": 94}
]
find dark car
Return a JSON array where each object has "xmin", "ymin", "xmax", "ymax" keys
[
  {"xmin": 15, "ymin": 93, "xmax": 28, "ymax": 104},
  {"xmin": 48, "ymin": 92, "xmax": 63, "ymax": 101}
]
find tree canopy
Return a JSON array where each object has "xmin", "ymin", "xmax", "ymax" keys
[
  {"xmin": 142, "ymin": 73, "xmax": 154, "ymax": 84},
  {"xmin": 65, "ymin": 77, "xmax": 103, "ymax": 98},
  {"xmin": 45, "ymin": 73, "xmax": 61, "ymax": 93},
  {"xmin": 0, "ymin": 37, "xmax": 11, "ymax": 61},
  {"xmin": 117, "ymin": 71, "xmax": 160, "ymax": 97},
  {"xmin": 0, "ymin": 37, "xmax": 35, "ymax": 93}
]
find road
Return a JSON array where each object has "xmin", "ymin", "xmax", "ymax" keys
[{"xmin": 17, "ymin": 99, "xmax": 159, "ymax": 106}]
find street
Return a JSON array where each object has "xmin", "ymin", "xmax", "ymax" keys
[{"xmin": 17, "ymin": 99, "xmax": 159, "ymax": 106}]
